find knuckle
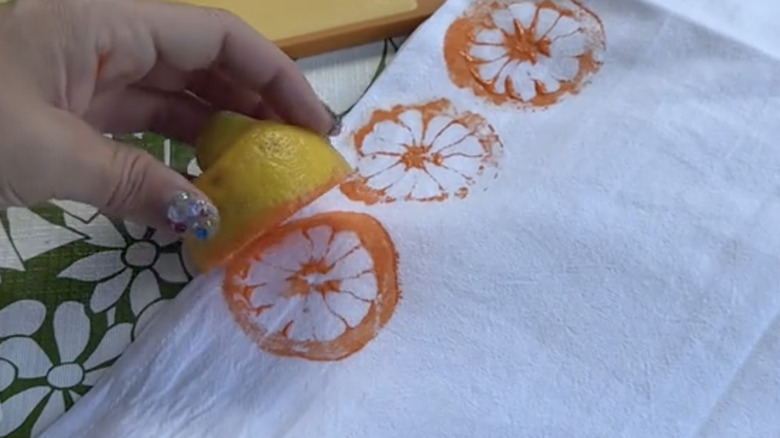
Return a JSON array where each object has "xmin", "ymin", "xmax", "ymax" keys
[
  {"xmin": 195, "ymin": 5, "xmax": 241, "ymax": 35},
  {"xmin": 208, "ymin": 6, "xmax": 254, "ymax": 42},
  {"xmin": 104, "ymin": 147, "xmax": 154, "ymax": 215},
  {"xmin": 0, "ymin": 182, "xmax": 28, "ymax": 209},
  {"xmin": 208, "ymin": 7, "xmax": 241, "ymax": 26},
  {"xmin": 184, "ymin": 6, "xmax": 245, "ymax": 67}
]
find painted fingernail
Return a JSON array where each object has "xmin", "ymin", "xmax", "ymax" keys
[
  {"xmin": 166, "ymin": 192, "xmax": 220, "ymax": 241},
  {"xmin": 322, "ymin": 102, "xmax": 342, "ymax": 137}
]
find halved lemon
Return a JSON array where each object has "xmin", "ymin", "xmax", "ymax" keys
[{"xmin": 184, "ymin": 112, "xmax": 352, "ymax": 273}]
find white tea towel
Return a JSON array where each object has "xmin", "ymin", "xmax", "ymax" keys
[
  {"xmin": 643, "ymin": 0, "xmax": 780, "ymax": 60},
  {"xmin": 40, "ymin": 0, "xmax": 780, "ymax": 437}
]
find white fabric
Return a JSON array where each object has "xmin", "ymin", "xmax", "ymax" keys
[
  {"xmin": 645, "ymin": 0, "xmax": 780, "ymax": 60},
  {"xmin": 40, "ymin": 0, "xmax": 780, "ymax": 437}
]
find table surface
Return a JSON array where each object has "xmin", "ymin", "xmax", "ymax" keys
[{"xmin": 0, "ymin": 37, "xmax": 405, "ymax": 438}]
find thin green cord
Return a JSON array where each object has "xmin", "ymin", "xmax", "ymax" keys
[
  {"xmin": 388, "ymin": 38, "xmax": 400, "ymax": 51},
  {"xmin": 337, "ymin": 38, "xmax": 391, "ymax": 118}
]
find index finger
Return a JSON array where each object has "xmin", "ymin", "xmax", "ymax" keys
[{"xmin": 134, "ymin": 0, "xmax": 335, "ymax": 135}]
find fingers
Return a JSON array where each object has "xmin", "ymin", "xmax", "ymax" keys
[
  {"xmin": 134, "ymin": 0, "xmax": 334, "ymax": 134},
  {"xmin": 186, "ymin": 69, "xmax": 282, "ymax": 122},
  {"xmin": 137, "ymin": 61, "xmax": 190, "ymax": 93},
  {"xmin": 138, "ymin": 65, "xmax": 282, "ymax": 125},
  {"xmin": 43, "ymin": 107, "xmax": 219, "ymax": 239},
  {"xmin": 83, "ymin": 87, "xmax": 212, "ymax": 144}
]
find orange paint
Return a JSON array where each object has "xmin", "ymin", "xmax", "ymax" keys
[
  {"xmin": 95, "ymin": 53, "xmax": 110, "ymax": 81},
  {"xmin": 223, "ymin": 211, "xmax": 400, "ymax": 362},
  {"xmin": 401, "ymin": 145, "xmax": 430, "ymax": 170},
  {"xmin": 340, "ymin": 98, "xmax": 503, "ymax": 205},
  {"xmin": 443, "ymin": 0, "xmax": 606, "ymax": 109}
]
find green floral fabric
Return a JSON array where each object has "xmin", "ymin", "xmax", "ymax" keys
[{"xmin": 0, "ymin": 38, "xmax": 400, "ymax": 437}]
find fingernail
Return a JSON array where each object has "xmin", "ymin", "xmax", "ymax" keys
[
  {"xmin": 166, "ymin": 192, "xmax": 220, "ymax": 241},
  {"xmin": 322, "ymin": 102, "xmax": 342, "ymax": 137}
]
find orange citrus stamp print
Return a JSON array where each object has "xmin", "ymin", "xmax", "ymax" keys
[
  {"xmin": 340, "ymin": 98, "xmax": 503, "ymax": 205},
  {"xmin": 223, "ymin": 212, "xmax": 400, "ymax": 361},
  {"xmin": 443, "ymin": 0, "xmax": 606, "ymax": 109}
]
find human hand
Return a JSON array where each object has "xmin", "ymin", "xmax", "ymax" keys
[{"xmin": 0, "ymin": 0, "xmax": 338, "ymax": 240}]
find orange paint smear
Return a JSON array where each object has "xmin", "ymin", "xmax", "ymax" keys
[
  {"xmin": 224, "ymin": 211, "xmax": 401, "ymax": 362},
  {"xmin": 340, "ymin": 98, "xmax": 503, "ymax": 205},
  {"xmin": 193, "ymin": 171, "xmax": 350, "ymax": 273},
  {"xmin": 443, "ymin": 0, "xmax": 606, "ymax": 109},
  {"xmin": 95, "ymin": 53, "xmax": 110, "ymax": 82}
]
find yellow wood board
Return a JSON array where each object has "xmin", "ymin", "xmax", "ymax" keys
[
  {"xmin": 172, "ymin": 0, "xmax": 443, "ymax": 58},
  {"xmin": 182, "ymin": 0, "xmax": 417, "ymax": 41}
]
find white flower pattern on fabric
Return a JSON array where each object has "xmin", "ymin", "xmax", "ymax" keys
[
  {"xmin": 467, "ymin": 2, "xmax": 588, "ymax": 102},
  {"xmin": 0, "ymin": 302, "xmax": 132, "ymax": 437},
  {"xmin": 0, "ymin": 220, "xmax": 24, "ymax": 289},
  {"xmin": 1, "ymin": 206, "xmax": 83, "ymax": 288},
  {"xmin": 0, "ymin": 301, "xmax": 47, "ymax": 395},
  {"xmin": 186, "ymin": 158, "xmax": 202, "ymax": 177},
  {"xmin": 58, "ymin": 215, "xmax": 190, "ymax": 316}
]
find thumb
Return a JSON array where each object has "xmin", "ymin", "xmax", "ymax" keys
[
  {"xmin": 48, "ymin": 110, "xmax": 220, "ymax": 241},
  {"xmin": 91, "ymin": 143, "xmax": 220, "ymax": 241}
]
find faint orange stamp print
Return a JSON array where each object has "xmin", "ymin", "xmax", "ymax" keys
[
  {"xmin": 223, "ymin": 212, "xmax": 400, "ymax": 361},
  {"xmin": 443, "ymin": 0, "xmax": 606, "ymax": 109},
  {"xmin": 340, "ymin": 98, "xmax": 503, "ymax": 205}
]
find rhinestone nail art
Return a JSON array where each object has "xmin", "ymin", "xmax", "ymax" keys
[{"xmin": 167, "ymin": 192, "xmax": 220, "ymax": 241}]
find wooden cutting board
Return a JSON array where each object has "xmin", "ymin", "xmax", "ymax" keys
[{"xmin": 177, "ymin": 0, "xmax": 444, "ymax": 59}]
